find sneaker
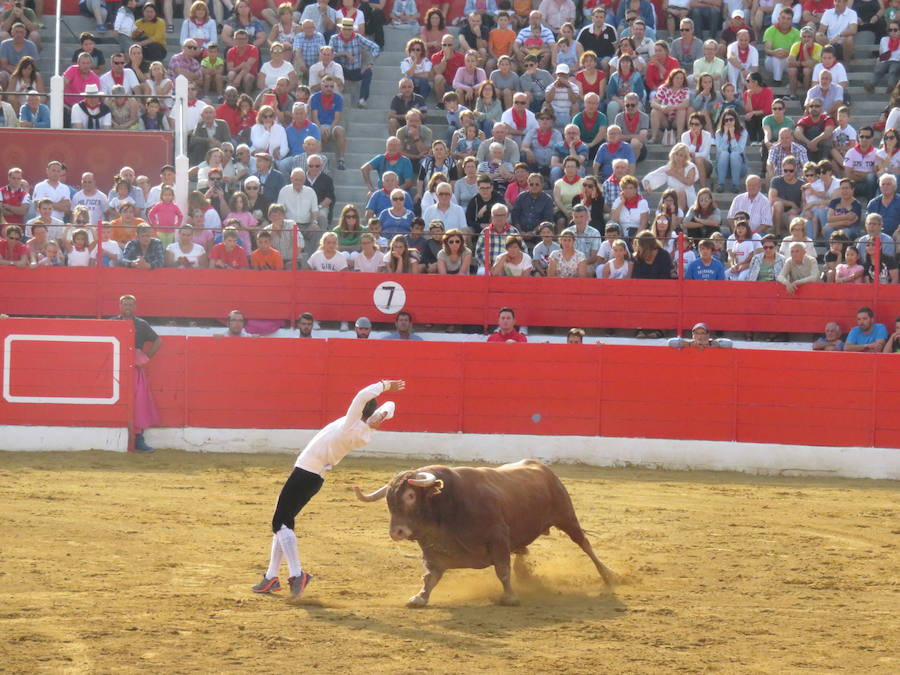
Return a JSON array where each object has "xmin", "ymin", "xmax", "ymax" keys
[
  {"xmin": 251, "ymin": 575, "xmax": 282, "ymax": 593},
  {"xmin": 134, "ymin": 433, "xmax": 154, "ymax": 453},
  {"xmin": 287, "ymin": 571, "xmax": 312, "ymax": 601},
  {"xmin": 358, "ymin": 98, "xmax": 367, "ymax": 109},
  {"xmin": 519, "ymin": 325, "xmax": 528, "ymax": 335},
  {"xmin": 337, "ymin": 158, "xmax": 346, "ymax": 171},
  {"xmin": 96, "ymin": 23, "xmax": 106, "ymax": 32},
  {"xmin": 340, "ymin": 321, "xmax": 349, "ymax": 331},
  {"xmin": 166, "ymin": 23, "xmax": 174, "ymax": 33}
]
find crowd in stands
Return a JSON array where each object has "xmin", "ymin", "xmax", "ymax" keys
[{"xmin": 2, "ymin": 0, "xmax": 900, "ymax": 301}]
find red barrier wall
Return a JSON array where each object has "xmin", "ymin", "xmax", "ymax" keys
[
  {"xmin": 0, "ymin": 129, "xmax": 172, "ymax": 187},
  {"xmin": 142, "ymin": 337, "xmax": 900, "ymax": 450},
  {"xmin": 0, "ymin": 318, "xmax": 133, "ymax": 427},
  {"xmin": 1, "ymin": 267, "xmax": 898, "ymax": 335}
]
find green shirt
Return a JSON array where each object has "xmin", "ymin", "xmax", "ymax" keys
[
  {"xmin": 572, "ymin": 110, "xmax": 608, "ymax": 145},
  {"xmin": 762, "ymin": 114, "xmax": 794, "ymax": 143},
  {"xmin": 331, "ymin": 225, "xmax": 369, "ymax": 248},
  {"xmin": 763, "ymin": 25, "xmax": 800, "ymax": 52}
]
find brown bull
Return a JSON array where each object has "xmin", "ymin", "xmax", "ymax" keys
[{"xmin": 354, "ymin": 459, "xmax": 617, "ymax": 607}]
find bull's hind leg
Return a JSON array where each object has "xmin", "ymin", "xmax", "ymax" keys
[{"xmin": 556, "ymin": 516, "xmax": 618, "ymax": 586}]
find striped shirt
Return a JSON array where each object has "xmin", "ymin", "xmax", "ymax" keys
[
  {"xmin": 293, "ymin": 32, "xmax": 326, "ymax": 68},
  {"xmin": 328, "ymin": 32, "xmax": 381, "ymax": 70}
]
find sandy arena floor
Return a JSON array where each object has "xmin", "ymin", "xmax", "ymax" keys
[{"xmin": 0, "ymin": 450, "xmax": 897, "ymax": 674}]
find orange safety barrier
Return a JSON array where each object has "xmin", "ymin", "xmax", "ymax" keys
[
  {"xmin": 146, "ymin": 337, "xmax": 900, "ymax": 449},
  {"xmin": 0, "ymin": 129, "xmax": 172, "ymax": 186},
  {"xmin": 0, "ymin": 318, "xmax": 134, "ymax": 428},
  {"xmin": 2, "ymin": 266, "xmax": 899, "ymax": 334}
]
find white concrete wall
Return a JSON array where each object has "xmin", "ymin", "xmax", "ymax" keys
[
  {"xmin": 145, "ymin": 427, "xmax": 900, "ymax": 481},
  {"xmin": 0, "ymin": 426, "xmax": 128, "ymax": 452}
]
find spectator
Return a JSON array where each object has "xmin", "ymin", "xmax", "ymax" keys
[
  {"xmin": 292, "ymin": 20, "xmax": 326, "ymax": 81},
  {"xmin": 725, "ymin": 217, "xmax": 762, "ymax": 280},
  {"xmin": 474, "ymin": 80, "xmax": 503, "ymax": 136},
  {"xmin": 767, "ymin": 127, "xmax": 808, "ymax": 183},
  {"xmin": 683, "ymin": 187, "xmax": 722, "ymax": 240},
  {"xmin": 728, "ymin": 175, "xmax": 772, "ymax": 234},
  {"xmin": 309, "ymin": 45, "xmax": 345, "ymax": 93},
  {"xmin": 221, "ymin": 0, "xmax": 267, "ymax": 47},
  {"xmin": 779, "ymin": 216, "xmax": 816, "ymax": 258},
  {"xmin": 823, "ymin": 178, "xmax": 863, "ymax": 240},
  {"xmin": 552, "ymin": 156, "xmax": 585, "ymax": 226},
  {"xmin": 683, "ymin": 112, "xmax": 714, "ymax": 187},
  {"xmin": 610, "ymin": 175, "xmax": 649, "ymax": 237},
  {"xmin": 305, "ymin": 230, "xmax": 346, "ymax": 271},
  {"xmin": 549, "ymin": 124, "xmax": 589, "ymax": 183},
  {"xmin": 777, "ymin": 241, "xmax": 819, "ymax": 293},
  {"xmin": 378, "ymin": 189, "xmax": 415, "ymax": 237},
  {"xmin": 0, "ymin": 224, "xmax": 28, "ymax": 267},
  {"xmin": 868, "ymin": 174, "xmax": 900, "ymax": 238},
  {"xmin": 762, "ymin": 8, "xmax": 799, "ymax": 85},
  {"xmin": 365, "ymin": 171, "xmax": 412, "ymax": 219},
  {"xmin": 329, "ymin": 18, "xmax": 380, "ymax": 108},
  {"xmin": 423, "ymin": 182, "xmax": 467, "ymax": 232},
  {"xmin": 519, "ymin": 53, "xmax": 553, "ymax": 113},
  {"xmin": 122, "ymin": 223, "xmax": 164, "ymax": 269},
  {"xmin": 389, "ymin": 77, "xmax": 426, "ymax": 136},
  {"xmin": 491, "ymin": 234, "xmax": 533, "ymax": 276},
  {"xmin": 844, "ymin": 126, "xmax": 879, "ymax": 202},
  {"xmin": 834, "ymin": 244, "xmax": 865, "ymax": 284},
  {"xmin": 565, "ymin": 327, "xmax": 585, "ymax": 344},
  {"xmin": 453, "ymin": 50, "xmax": 487, "ymax": 108},
  {"xmin": 868, "ymin": 20, "xmax": 900, "ymax": 95},
  {"xmin": 475, "ymin": 202, "xmax": 519, "ymax": 271},
  {"xmin": 510, "ymin": 173, "xmax": 553, "ymax": 235},
  {"xmin": 0, "ymin": 167, "xmax": 31, "ymax": 226},
  {"xmin": 845, "ymin": 306, "xmax": 887, "ymax": 352},
  {"xmin": 725, "ymin": 28, "xmax": 759, "ymax": 91},
  {"xmin": 747, "ymin": 232, "xmax": 783, "ymax": 283},
  {"xmin": 33, "ymin": 160, "xmax": 71, "ymax": 223},
  {"xmin": 686, "ymin": 238, "xmax": 726, "ymax": 279},
  {"xmin": 817, "ymin": 0, "xmax": 857, "ymax": 60},
  {"xmin": 264, "ymin": 204, "xmax": 303, "ymax": 269},
  {"xmin": 794, "ymin": 98, "xmax": 835, "ymax": 163},
  {"xmin": 354, "ymin": 316, "xmax": 372, "ymax": 338},
  {"xmin": 606, "ymin": 56, "xmax": 646, "ymax": 124},
  {"xmin": 63, "ymin": 51, "xmax": 102, "ymax": 110},
  {"xmin": 514, "ymin": 10, "xmax": 555, "ymax": 70},
  {"xmin": 561, "ymin": 203, "xmax": 601, "ymax": 265},
  {"xmin": 632, "ymin": 228, "xmax": 672, "ymax": 281},
  {"xmin": 390, "ymin": 0, "xmax": 418, "ymax": 27},
  {"xmin": 219, "ymin": 309, "xmax": 254, "ymax": 338},
  {"xmin": 547, "ymin": 229, "xmax": 587, "ymax": 278},
  {"xmin": 599, "ymin": 237, "xmax": 633, "ymax": 279},
  {"xmin": 769, "ymin": 157, "xmax": 805, "ymax": 235},
  {"xmin": 522, "ymin": 111, "xmax": 562, "ymax": 174},
  {"xmin": 487, "ymin": 306, "xmax": 527, "ymax": 342},
  {"xmin": 18, "ymin": 89, "xmax": 50, "ymax": 129},
  {"xmin": 642, "ymin": 142, "xmax": 698, "ymax": 211},
  {"xmin": 715, "ymin": 110, "xmax": 748, "ymax": 192},
  {"xmin": 787, "ymin": 26, "xmax": 820, "ymax": 100},
  {"xmin": 593, "ymin": 124, "xmax": 637, "ymax": 182},
  {"xmin": 383, "ymin": 310, "xmax": 423, "ymax": 340},
  {"xmin": 882, "ymin": 317, "xmax": 900, "ymax": 352},
  {"xmin": 500, "ymin": 92, "xmax": 538, "ymax": 147},
  {"xmin": 362, "ymin": 137, "xmax": 415, "ymax": 194},
  {"xmin": 277, "ymin": 168, "xmax": 318, "ymax": 235},
  {"xmin": 209, "ymin": 224, "xmax": 249, "ymax": 269},
  {"xmin": 478, "ymin": 141, "xmax": 515, "ymax": 192},
  {"xmin": 668, "ymin": 322, "xmax": 733, "ymax": 349},
  {"xmin": 436, "ymin": 228, "xmax": 473, "ymax": 275},
  {"xmin": 691, "ymin": 0, "xmax": 724, "ymax": 40},
  {"xmin": 858, "ymin": 211, "xmax": 896, "ymax": 261},
  {"xmin": 431, "ymin": 34, "xmax": 465, "ymax": 104},
  {"xmin": 308, "ymin": 76, "xmax": 347, "ymax": 170},
  {"xmin": 180, "ymin": 2, "xmax": 217, "ymax": 49},
  {"xmin": 649, "ymin": 68, "xmax": 690, "ymax": 145},
  {"xmin": 863, "ymin": 237, "xmax": 900, "ymax": 282},
  {"xmin": 742, "ymin": 72, "xmax": 773, "ymax": 145},
  {"xmin": 812, "ymin": 321, "xmax": 844, "ymax": 350},
  {"xmin": 165, "ymin": 223, "xmax": 208, "ymax": 268},
  {"xmin": 693, "ymin": 39, "xmax": 727, "ymax": 90},
  {"xmin": 489, "ymin": 53, "xmax": 521, "ymax": 110}
]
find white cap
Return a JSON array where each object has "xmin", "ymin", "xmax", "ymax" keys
[
  {"xmin": 731, "ymin": 9, "xmax": 744, "ymax": 18},
  {"xmin": 555, "ymin": 63, "xmax": 570, "ymax": 75}
]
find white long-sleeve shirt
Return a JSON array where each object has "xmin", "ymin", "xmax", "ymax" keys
[
  {"xmin": 294, "ymin": 382, "xmax": 395, "ymax": 476},
  {"xmin": 250, "ymin": 122, "xmax": 289, "ymax": 159}
]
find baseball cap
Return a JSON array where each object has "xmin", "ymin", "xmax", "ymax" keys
[
  {"xmin": 555, "ymin": 63, "xmax": 570, "ymax": 75},
  {"xmin": 692, "ymin": 322, "xmax": 709, "ymax": 332},
  {"xmin": 355, "ymin": 317, "xmax": 372, "ymax": 329},
  {"xmin": 731, "ymin": 9, "xmax": 744, "ymax": 18}
]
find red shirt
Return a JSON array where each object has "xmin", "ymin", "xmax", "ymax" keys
[
  {"xmin": 797, "ymin": 112, "xmax": 835, "ymax": 131},
  {"xmin": 645, "ymin": 56, "xmax": 679, "ymax": 91},
  {"xmin": 0, "ymin": 185, "xmax": 29, "ymax": 225},
  {"xmin": 575, "ymin": 69, "xmax": 606, "ymax": 97},
  {"xmin": 802, "ymin": 0, "xmax": 834, "ymax": 14},
  {"xmin": 226, "ymin": 44, "xmax": 260, "ymax": 76},
  {"xmin": 210, "ymin": 242, "xmax": 248, "ymax": 269},
  {"xmin": 487, "ymin": 329, "xmax": 528, "ymax": 343},
  {"xmin": 743, "ymin": 87, "xmax": 774, "ymax": 116},
  {"xmin": 430, "ymin": 50, "xmax": 466, "ymax": 89},
  {"xmin": 216, "ymin": 102, "xmax": 243, "ymax": 136},
  {"xmin": 0, "ymin": 239, "xmax": 28, "ymax": 263}
]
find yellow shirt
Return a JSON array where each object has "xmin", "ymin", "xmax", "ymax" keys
[
  {"xmin": 788, "ymin": 41, "xmax": 822, "ymax": 62},
  {"xmin": 135, "ymin": 18, "xmax": 166, "ymax": 46}
]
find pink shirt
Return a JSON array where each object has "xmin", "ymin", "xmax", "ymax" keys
[
  {"xmin": 148, "ymin": 201, "xmax": 184, "ymax": 232},
  {"xmin": 63, "ymin": 65, "xmax": 102, "ymax": 107}
]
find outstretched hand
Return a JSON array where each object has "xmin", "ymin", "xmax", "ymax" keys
[{"xmin": 383, "ymin": 380, "xmax": 406, "ymax": 392}]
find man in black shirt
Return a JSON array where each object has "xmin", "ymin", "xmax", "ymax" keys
[
  {"xmin": 465, "ymin": 175, "xmax": 505, "ymax": 232},
  {"xmin": 577, "ymin": 7, "xmax": 617, "ymax": 66},
  {"xmin": 114, "ymin": 295, "xmax": 162, "ymax": 453}
]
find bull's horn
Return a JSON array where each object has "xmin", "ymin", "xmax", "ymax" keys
[
  {"xmin": 354, "ymin": 485, "xmax": 388, "ymax": 502},
  {"xmin": 407, "ymin": 472, "xmax": 437, "ymax": 487}
]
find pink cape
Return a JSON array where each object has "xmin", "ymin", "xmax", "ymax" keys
[{"xmin": 134, "ymin": 350, "xmax": 160, "ymax": 434}]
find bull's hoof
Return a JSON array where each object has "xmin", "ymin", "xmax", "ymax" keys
[
  {"xmin": 498, "ymin": 594, "xmax": 520, "ymax": 607},
  {"xmin": 406, "ymin": 595, "xmax": 428, "ymax": 608}
]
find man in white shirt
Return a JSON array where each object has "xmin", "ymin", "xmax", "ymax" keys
[
  {"xmin": 727, "ymin": 175, "xmax": 773, "ymax": 233},
  {"xmin": 725, "ymin": 29, "xmax": 759, "ymax": 89},
  {"xmin": 844, "ymin": 126, "xmax": 879, "ymax": 201},
  {"xmin": 98, "ymin": 52, "xmax": 140, "ymax": 94},
  {"xmin": 71, "ymin": 171, "xmax": 108, "ymax": 224},
  {"xmin": 817, "ymin": 0, "xmax": 857, "ymax": 60},
  {"xmin": 32, "ymin": 160, "xmax": 71, "ymax": 222},
  {"xmin": 422, "ymin": 182, "xmax": 467, "ymax": 232},
  {"xmin": 251, "ymin": 379, "xmax": 406, "ymax": 602},
  {"xmin": 277, "ymin": 168, "xmax": 319, "ymax": 230},
  {"xmin": 308, "ymin": 45, "xmax": 344, "ymax": 92}
]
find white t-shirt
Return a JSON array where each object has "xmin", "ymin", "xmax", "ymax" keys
[
  {"xmin": 294, "ymin": 381, "xmax": 395, "ymax": 476},
  {"xmin": 726, "ymin": 232, "xmax": 763, "ymax": 265},
  {"xmin": 820, "ymin": 8, "xmax": 858, "ymax": 41},
  {"xmin": 612, "ymin": 196, "xmax": 649, "ymax": 232},
  {"xmin": 400, "ymin": 56, "xmax": 432, "ymax": 77},
  {"xmin": 726, "ymin": 42, "xmax": 759, "ymax": 70},
  {"xmin": 260, "ymin": 61, "xmax": 296, "ymax": 90},
  {"xmin": 680, "ymin": 130, "xmax": 713, "ymax": 161},
  {"xmin": 32, "ymin": 180, "xmax": 71, "ymax": 221},
  {"xmin": 166, "ymin": 242, "xmax": 206, "ymax": 267},
  {"xmin": 72, "ymin": 189, "xmax": 109, "ymax": 224},
  {"xmin": 844, "ymin": 146, "xmax": 878, "ymax": 174},
  {"xmin": 101, "ymin": 238, "xmax": 122, "ymax": 261},
  {"xmin": 350, "ymin": 249, "xmax": 385, "ymax": 272},
  {"xmin": 99, "ymin": 69, "xmax": 140, "ymax": 95},
  {"xmin": 880, "ymin": 36, "xmax": 900, "ymax": 62},
  {"xmin": 876, "ymin": 148, "xmax": 900, "ymax": 173},
  {"xmin": 422, "ymin": 203, "xmax": 467, "ymax": 232},
  {"xmin": 811, "ymin": 62, "xmax": 848, "ymax": 85},
  {"xmin": 66, "ymin": 247, "xmax": 92, "ymax": 267},
  {"xmin": 307, "ymin": 249, "xmax": 349, "ymax": 271},
  {"xmin": 496, "ymin": 252, "xmax": 533, "ymax": 276},
  {"xmin": 833, "ymin": 123, "xmax": 857, "ymax": 148},
  {"xmin": 308, "ymin": 60, "xmax": 344, "ymax": 89}
]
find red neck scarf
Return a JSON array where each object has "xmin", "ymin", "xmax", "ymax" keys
[
  {"xmin": 623, "ymin": 111, "xmax": 640, "ymax": 134},
  {"xmin": 339, "ymin": 31, "xmax": 355, "ymax": 43},
  {"xmin": 608, "ymin": 174, "xmax": 621, "ymax": 185},
  {"xmin": 293, "ymin": 119, "xmax": 310, "ymax": 130},
  {"xmin": 623, "ymin": 195, "xmax": 640, "ymax": 209},
  {"xmin": 606, "ymin": 140, "xmax": 621, "ymax": 154},
  {"xmin": 854, "ymin": 143, "xmax": 875, "ymax": 156},
  {"xmin": 582, "ymin": 191, "xmax": 593, "ymax": 207},
  {"xmin": 385, "ymin": 152, "xmax": 403, "ymax": 163},
  {"xmin": 890, "ymin": 35, "xmax": 900, "ymax": 52},
  {"xmin": 536, "ymin": 127, "xmax": 553, "ymax": 146},
  {"xmin": 690, "ymin": 130, "xmax": 703, "ymax": 153},
  {"xmin": 562, "ymin": 174, "xmax": 580, "ymax": 185},
  {"xmin": 582, "ymin": 111, "xmax": 599, "ymax": 132},
  {"xmin": 341, "ymin": 7, "xmax": 354, "ymax": 16},
  {"xmin": 737, "ymin": 44, "xmax": 750, "ymax": 64},
  {"xmin": 320, "ymin": 92, "xmax": 334, "ymax": 110},
  {"xmin": 112, "ymin": 70, "xmax": 124, "ymax": 85},
  {"xmin": 800, "ymin": 43, "xmax": 813, "ymax": 62},
  {"xmin": 511, "ymin": 107, "xmax": 527, "ymax": 130}
]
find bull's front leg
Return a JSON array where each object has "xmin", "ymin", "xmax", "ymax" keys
[
  {"xmin": 407, "ymin": 561, "xmax": 444, "ymax": 608},
  {"xmin": 487, "ymin": 533, "xmax": 518, "ymax": 606}
]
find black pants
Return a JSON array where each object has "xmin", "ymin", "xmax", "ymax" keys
[
  {"xmin": 746, "ymin": 115, "xmax": 763, "ymax": 144},
  {"xmin": 271, "ymin": 467, "xmax": 324, "ymax": 533},
  {"xmin": 361, "ymin": 5, "xmax": 385, "ymax": 48}
]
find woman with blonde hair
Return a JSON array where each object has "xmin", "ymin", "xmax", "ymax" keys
[
  {"xmin": 179, "ymin": 1, "xmax": 217, "ymax": 50},
  {"xmin": 349, "ymin": 232, "xmax": 385, "ymax": 272},
  {"xmin": 600, "ymin": 239, "xmax": 633, "ymax": 279},
  {"xmin": 641, "ymin": 142, "xmax": 698, "ymax": 210},
  {"xmin": 307, "ymin": 231, "xmax": 349, "ymax": 271}
]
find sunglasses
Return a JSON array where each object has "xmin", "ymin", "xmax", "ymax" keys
[
  {"xmin": 346, "ymin": 214, "xmax": 358, "ymax": 219},
  {"xmin": 514, "ymin": 101, "xmax": 526, "ymax": 105},
  {"xmin": 808, "ymin": 104, "xmax": 822, "ymax": 109},
  {"xmin": 891, "ymin": 28, "xmax": 899, "ymax": 32},
  {"xmin": 245, "ymin": 186, "xmax": 259, "ymax": 190},
  {"xmin": 625, "ymin": 103, "xmax": 636, "ymax": 108},
  {"xmin": 860, "ymin": 135, "xmax": 873, "ymax": 140},
  {"xmin": 391, "ymin": 196, "xmax": 404, "ymax": 201},
  {"xmin": 448, "ymin": 238, "xmax": 462, "ymax": 244},
  {"xmin": 689, "ymin": 121, "xmax": 700, "ymax": 126},
  {"xmin": 783, "ymin": 168, "xmax": 795, "ymax": 172},
  {"xmin": 680, "ymin": 27, "xmax": 691, "ymax": 31},
  {"xmin": 185, "ymin": 45, "xmax": 198, "ymax": 50},
  {"xmin": 307, "ymin": 163, "xmax": 321, "ymax": 168}
]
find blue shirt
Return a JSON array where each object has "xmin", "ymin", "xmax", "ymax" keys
[
  {"xmin": 866, "ymin": 193, "xmax": 900, "ymax": 237},
  {"xmin": 308, "ymin": 91, "xmax": 343, "ymax": 127},
  {"xmin": 366, "ymin": 189, "xmax": 412, "ymax": 215},
  {"xmin": 846, "ymin": 323, "xmax": 888, "ymax": 346},
  {"xmin": 18, "ymin": 103, "xmax": 50, "ymax": 128},
  {"xmin": 593, "ymin": 142, "xmax": 635, "ymax": 181},
  {"xmin": 377, "ymin": 207, "xmax": 414, "ymax": 236},
  {"xmin": 285, "ymin": 121, "xmax": 321, "ymax": 156},
  {"xmin": 685, "ymin": 258, "xmax": 725, "ymax": 280},
  {"xmin": 367, "ymin": 154, "xmax": 414, "ymax": 188}
]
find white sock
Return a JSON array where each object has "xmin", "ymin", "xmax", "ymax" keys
[
  {"xmin": 265, "ymin": 535, "xmax": 283, "ymax": 579},
  {"xmin": 275, "ymin": 525, "xmax": 302, "ymax": 578}
]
